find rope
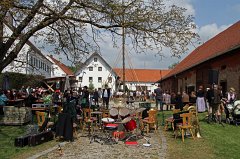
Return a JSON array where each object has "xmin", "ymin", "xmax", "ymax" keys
[
  {"xmin": 104, "ymin": 48, "xmax": 122, "ymax": 90},
  {"xmin": 125, "ymin": 51, "xmax": 143, "ymax": 92}
]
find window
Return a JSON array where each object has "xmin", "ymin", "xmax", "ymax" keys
[
  {"xmin": 98, "ymin": 67, "xmax": 102, "ymax": 71},
  {"xmin": 89, "ymin": 66, "xmax": 93, "ymax": 71},
  {"xmin": 94, "ymin": 58, "xmax": 97, "ymax": 62},
  {"xmin": 36, "ymin": 59, "xmax": 38, "ymax": 68},
  {"xmin": 79, "ymin": 77, "xmax": 82, "ymax": 82},
  {"xmin": 47, "ymin": 65, "xmax": 50, "ymax": 73},
  {"xmin": 108, "ymin": 77, "xmax": 112, "ymax": 83},
  {"xmin": 98, "ymin": 77, "xmax": 102, "ymax": 83},
  {"xmin": 43, "ymin": 63, "xmax": 46, "ymax": 71},
  {"xmin": 89, "ymin": 77, "xmax": 93, "ymax": 82},
  {"xmin": 30, "ymin": 56, "xmax": 33, "ymax": 65}
]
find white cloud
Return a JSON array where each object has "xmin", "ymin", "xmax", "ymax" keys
[
  {"xmin": 197, "ymin": 23, "xmax": 231, "ymax": 44},
  {"xmin": 35, "ymin": 0, "xmax": 234, "ymax": 70},
  {"xmin": 99, "ymin": 0, "xmax": 196, "ymax": 70}
]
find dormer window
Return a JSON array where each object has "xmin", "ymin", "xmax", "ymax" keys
[
  {"xmin": 94, "ymin": 58, "xmax": 97, "ymax": 62},
  {"xmin": 89, "ymin": 66, "xmax": 93, "ymax": 71}
]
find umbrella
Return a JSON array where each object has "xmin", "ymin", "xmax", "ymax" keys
[
  {"xmin": 64, "ymin": 75, "xmax": 70, "ymax": 91},
  {"xmin": 2, "ymin": 74, "xmax": 10, "ymax": 90}
]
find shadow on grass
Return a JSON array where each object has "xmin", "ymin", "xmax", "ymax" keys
[{"xmin": 163, "ymin": 111, "xmax": 240, "ymax": 159}]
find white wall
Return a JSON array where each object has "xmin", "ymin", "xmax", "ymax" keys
[
  {"xmin": 76, "ymin": 55, "xmax": 117, "ymax": 91},
  {"xmin": 2, "ymin": 24, "xmax": 52, "ymax": 77},
  {"xmin": 45, "ymin": 56, "xmax": 66, "ymax": 77},
  {"xmin": 125, "ymin": 82, "xmax": 158, "ymax": 93}
]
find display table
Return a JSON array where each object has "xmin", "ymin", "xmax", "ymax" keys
[{"xmin": 0, "ymin": 106, "xmax": 31, "ymax": 125}]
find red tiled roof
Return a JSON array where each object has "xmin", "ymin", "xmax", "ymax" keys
[
  {"xmin": 165, "ymin": 20, "xmax": 240, "ymax": 79},
  {"xmin": 113, "ymin": 68, "xmax": 171, "ymax": 83},
  {"xmin": 48, "ymin": 55, "xmax": 73, "ymax": 75}
]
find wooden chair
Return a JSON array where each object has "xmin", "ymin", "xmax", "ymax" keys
[
  {"xmin": 36, "ymin": 111, "xmax": 54, "ymax": 130},
  {"xmin": 175, "ymin": 112, "xmax": 195, "ymax": 142},
  {"xmin": 135, "ymin": 108, "xmax": 145, "ymax": 131},
  {"xmin": 164, "ymin": 109, "xmax": 180, "ymax": 131},
  {"xmin": 102, "ymin": 109, "xmax": 110, "ymax": 118},
  {"xmin": 76, "ymin": 114, "xmax": 83, "ymax": 130},
  {"xmin": 142, "ymin": 109, "xmax": 158, "ymax": 133},
  {"xmin": 82, "ymin": 108, "xmax": 97, "ymax": 133}
]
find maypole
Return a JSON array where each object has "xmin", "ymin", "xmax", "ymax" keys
[{"xmin": 122, "ymin": 0, "xmax": 126, "ymax": 93}]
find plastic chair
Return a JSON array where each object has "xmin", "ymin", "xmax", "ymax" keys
[
  {"xmin": 142, "ymin": 109, "xmax": 158, "ymax": 133},
  {"xmin": 175, "ymin": 112, "xmax": 195, "ymax": 142}
]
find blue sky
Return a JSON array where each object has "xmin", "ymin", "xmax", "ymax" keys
[
  {"xmin": 95, "ymin": 0, "xmax": 240, "ymax": 70},
  {"xmin": 193, "ymin": 0, "xmax": 240, "ymax": 27},
  {"xmin": 41, "ymin": 0, "xmax": 240, "ymax": 69}
]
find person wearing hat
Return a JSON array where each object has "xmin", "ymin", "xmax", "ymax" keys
[{"xmin": 224, "ymin": 87, "xmax": 237, "ymax": 120}]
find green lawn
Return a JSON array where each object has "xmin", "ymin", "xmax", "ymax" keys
[
  {"xmin": 0, "ymin": 125, "xmax": 56, "ymax": 159},
  {"xmin": 1, "ymin": 111, "xmax": 240, "ymax": 159},
  {"xmin": 163, "ymin": 111, "xmax": 240, "ymax": 159},
  {"xmin": 0, "ymin": 125, "xmax": 25, "ymax": 159}
]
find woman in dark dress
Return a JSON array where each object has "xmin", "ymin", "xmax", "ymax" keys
[{"xmin": 175, "ymin": 92, "xmax": 184, "ymax": 111}]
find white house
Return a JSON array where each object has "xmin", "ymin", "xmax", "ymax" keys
[
  {"xmin": 113, "ymin": 68, "xmax": 171, "ymax": 93},
  {"xmin": 75, "ymin": 52, "xmax": 118, "ymax": 91},
  {"xmin": 46, "ymin": 55, "xmax": 73, "ymax": 77},
  {"xmin": 2, "ymin": 23, "xmax": 52, "ymax": 78}
]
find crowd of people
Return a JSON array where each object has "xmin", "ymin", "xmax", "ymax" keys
[
  {"xmin": 152, "ymin": 84, "xmax": 238, "ymax": 124},
  {"xmin": 0, "ymin": 83, "xmax": 238, "ymax": 123}
]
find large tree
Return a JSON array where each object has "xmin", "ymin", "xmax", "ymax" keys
[{"xmin": 0, "ymin": 0, "xmax": 198, "ymax": 73}]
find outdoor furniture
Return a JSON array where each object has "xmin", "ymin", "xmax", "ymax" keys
[
  {"xmin": 35, "ymin": 99, "xmax": 44, "ymax": 104},
  {"xmin": 0, "ymin": 106, "xmax": 31, "ymax": 125},
  {"xmin": 175, "ymin": 112, "xmax": 195, "ymax": 142},
  {"xmin": 82, "ymin": 108, "xmax": 97, "ymax": 134},
  {"xmin": 7, "ymin": 99, "xmax": 24, "ymax": 107},
  {"xmin": 102, "ymin": 109, "xmax": 110, "ymax": 118},
  {"xmin": 77, "ymin": 114, "xmax": 83, "ymax": 130},
  {"xmin": 36, "ymin": 111, "xmax": 53, "ymax": 131},
  {"xmin": 165, "ymin": 104, "xmax": 175, "ymax": 110},
  {"xmin": 164, "ymin": 109, "xmax": 180, "ymax": 131},
  {"xmin": 91, "ymin": 111, "xmax": 103, "ymax": 128},
  {"xmin": 142, "ymin": 109, "xmax": 158, "ymax": 134}
]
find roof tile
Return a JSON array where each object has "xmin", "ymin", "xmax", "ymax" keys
[
  {"xmin": 165, "ymin": 20, "xmax": 240, "ymax": 78},
  {"xmin": 113, "ymin": 68, "xmax": 171, "ymax": 83},
  {"xmin": 48, "ymin": 55, "xmax": 73, "ymax": 75}
]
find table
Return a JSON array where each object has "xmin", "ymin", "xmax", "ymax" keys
[
  {"xmin": 0, "ymin": 106, "xmax": 31, "ymax": 125},
  {"xmin": 35, "ymin": 99, "xmax": 44, "ymax": 104},
  {"xmin": 7, "ymin": 99, "xmax": 24, "ymax": 107}
]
